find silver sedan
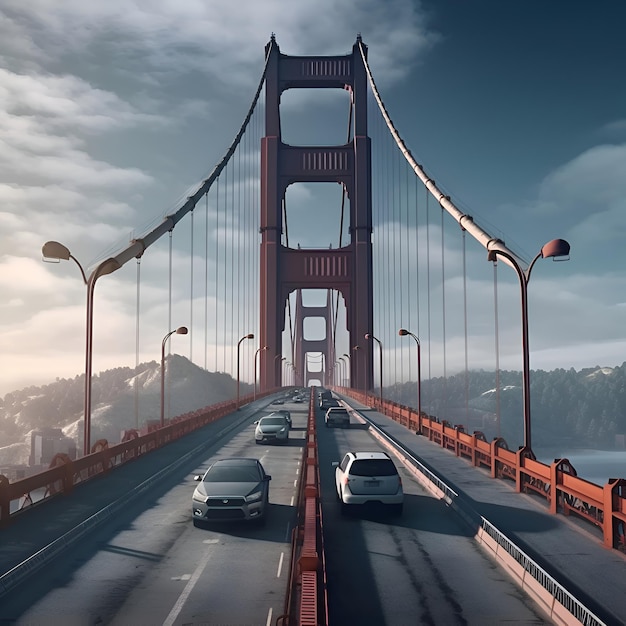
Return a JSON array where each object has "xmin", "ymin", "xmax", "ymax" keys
[
  {"xmin": 254, "ymin": 415, "xmax": 290, "ymax": 444},
  {"xmin": 192, "ymin": 458, "xmax": 271, "ymax": 526}
]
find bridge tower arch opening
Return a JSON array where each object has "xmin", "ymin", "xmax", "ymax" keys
[{"xmin": 259, "ymin": 36, "xmax": 374, "ymax": 391}]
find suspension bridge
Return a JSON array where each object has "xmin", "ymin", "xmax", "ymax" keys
[{"xmin": 1, "ymin": 36, "xmax": 624, "ymax": 626}]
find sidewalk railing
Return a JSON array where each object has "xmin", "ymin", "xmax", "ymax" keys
[
  {"xmin": 335, "ymin": 387, "xmax": 626, "ymax": 553},
  {"xmin": 0, "ymin": 390, "xmax": 275, "ymax": 527}
]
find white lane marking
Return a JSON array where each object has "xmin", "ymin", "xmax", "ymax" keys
[
  {"xmin": 290, "ymin": 496, "xmax": 295, "ymax": 507},
  {"xmin": 266, "ymin": 607, "xmax": 273, "ymax": 626},
  {"xmin": 171, "ymin": 574, "xmax": 191, "ymax": 581},
  {"xmin": 162, "ymin": 546, "xmax": 213, "ymax": 626},
  {"xmin": 203, "ymin": 538, "xmax": 219, "ymax": 544},
  {"xmin": 276, "ymin": 552, "xmax": 284, "ymax": 578}
]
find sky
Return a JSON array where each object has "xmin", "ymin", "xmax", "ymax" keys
[{"xmin": 1, "ymin": 0, "xmax": 626, "ymax": 396}]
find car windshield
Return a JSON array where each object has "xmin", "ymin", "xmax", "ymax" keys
[
  {"xmin": 349, "ymin": 459, "xmax": 397, "ymax": 477},
  {"xmin": 205, "ymin": 464, "xmax": 262, "ymax": 482},
  {"xmin": 261, "ymin": 417, "xmax": 286, "ymax": 425}
]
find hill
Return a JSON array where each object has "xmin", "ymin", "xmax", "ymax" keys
[
  {"xmin": 382, "ymin": 364, "xmax": 626, "ymax": 450},
  {"xmin": 0, "ymin": 355, "xmax": 251, "ymax": 467}
]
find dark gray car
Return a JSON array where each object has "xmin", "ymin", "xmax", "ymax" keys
[{"xmin": 192, "ymin": 458, "xmax": 271, "ymax": 526}]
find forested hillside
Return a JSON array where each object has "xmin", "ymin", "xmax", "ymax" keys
[
  {"xmin": 2, "ymin": 360, "xmax": 626, "ymax": 458},
  {"xmin": 384, "ymin": 364, "xmax": 626, "ymax": 449},
  {"xmin": 0, "ymin": 355, "xmax": 250, "ymax": 464}
]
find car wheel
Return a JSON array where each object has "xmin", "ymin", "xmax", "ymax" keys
[{"xmin": 193, "ymin": 518, "xmax": 205, "ymax": 528}]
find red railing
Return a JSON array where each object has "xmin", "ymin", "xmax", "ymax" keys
[
  {"xmin": 0, "ymin": 390, "xmax": 275, "ymax": 527},
  {"xmin": 336, "ymin": 387, "xmax": 626, "ymax": 553},
  {"xmin": 281, "ymin": 388, "xmax": 328, "ymax": 626}
]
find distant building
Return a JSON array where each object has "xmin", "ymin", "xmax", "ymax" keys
[
  {"xmin": 29, "ymin": 428, "xmax": 77, "ymax": 466},
  {"xmin": 0, "ymin": 465, "xmax": 28, "ymax": 481}
]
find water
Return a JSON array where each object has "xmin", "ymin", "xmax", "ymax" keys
[{"xmin": 535, "ymin": 449, "xmax": 626, "ymax": 486}]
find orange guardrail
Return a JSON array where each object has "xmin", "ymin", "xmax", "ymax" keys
[
  {"xmin": 281, "ymin": 387, "xmax": 327, "ymax": 626},
  {"xmin": 0, "ymin": 389, "xmax": 277, "ymax": 527},
  {"xmin": 336, "ymin": 386, "xmax": 626, "ymax": 553}
]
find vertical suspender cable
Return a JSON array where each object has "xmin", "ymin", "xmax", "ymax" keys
[
  {"xmin": 414, "ymin": 175, "xmax": 421, "ymax": 388},
  {"xmin": 493, "ymin": 260, "xmax": 501, "ymax": 437},
  {"xmin": 215, "ymin": 177, "xmax": 220, "ymax": 372},
  {"xmin": 190, "ymin": 208, "xmax": 194, "ymax": 363},
  {"xmin": 426, "ymin": 192, "xmax": 432, "ymax": 411},
  {"xmin": 167, "ymin": 229, "xmax": 173, "ymax": 419},
  {"xmin": 440, "ymin": 206, "xmax": 447, "ymax": 418},
  {"xmin": 134, "ymin": 257, "xmax": 141, "ymax": 430},
  {"xmin": 237, "ymin": 145, "xmax": 242, "ymax": 355},
  {"xmin": 392, "ymin": 143, "xmax": 399, "ymax": 388},
  {"xmin": 462, "ymin": 228, "xmax": 469, "ymax": 423},
  {"xmin": 204, "ymin": 192, "xmax": 209, "ymax": 370},
  {"xmin": 230, "ymin": 156, "xmax": 235, "ymax": 376}
]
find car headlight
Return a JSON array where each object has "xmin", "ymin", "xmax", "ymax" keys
[
  {"xmin": 192, "ymin": 490, "xmax": 207, "ymax": 503},
  {"xmin": 278, "ymin": 427, "xmax": 286, "ymax": 433},
  {"xmin": 245, "ymin": 490, "xmax": 263, "ymax": 503}
]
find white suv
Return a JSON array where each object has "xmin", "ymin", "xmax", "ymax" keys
[{"xmin": 333, "ymin": 451, "xmax": 403, "ymax": 514}]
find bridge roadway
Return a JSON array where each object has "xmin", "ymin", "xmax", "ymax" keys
[
  {"xmin": 336, "ymin": 395, "xmax": 626, "ymax": 626},
  {"xmin": 0, "ymin": 393, "xmax": 623, "ymax": 624}
]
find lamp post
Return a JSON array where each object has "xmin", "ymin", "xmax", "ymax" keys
[
  {"xmin": 236, "ymin": 333, "xmax": 254, "ymax": 409},
  {"xmin": 342, "ymin": 353, "xmax": 351, "ymax": 386},
  {"xmin": 487, "ymin": 238, "xmax": 570, "ymax": 453},
  {"xmin": 365, "ymin": 333, "xmax": 383, "ymax": 403},
  {"xmin": 254, "ymin": 345, "xmax": 268, "ymax": 401},
  {"xmin": 338, "ymin": 356, "xmax": 347, "ymax": 387},
  {"xmin": 161, "ymin": 327, "xmax": 188, "ymax": 427},
  {"xmin": 42, "ymin": 241, "xmax": 121, "ymax": 456},
  {"xmin": 273, "ymin": 353, "xmax": 282, "ymax": 388},
  {"xmin": 398, "ymin": 328, "xmax": 422, "ymax": 432}
]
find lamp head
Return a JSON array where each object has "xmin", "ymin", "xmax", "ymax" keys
[
  {"xmin": 42, "ymin": 241, "xmax": 71, "ymax": 261},
  {"xmin": 176, "ymin": 326, "xmax": 188, "ymax": 335},
  {"xmin": 541, "ymin": 238, "xmax": 570, "ymax": 260},
  {"xmin": 398, "ymin": 328, "xmax": 409, "ymax": 336},
  {"xmin": 364, "ymin": 333, "xmax": 371, "ymax": 339},
  {"xmin": 245, "ymin": 333, "xmax": 254, "ymax": 339}
]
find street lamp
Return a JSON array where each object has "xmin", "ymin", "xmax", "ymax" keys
[
  {"xmin": 343, "ymin": 353, "xmax": 351, "ymax": 386},
  {"xmin": 398, "ymin": 328, "xmax": 422, "ymax": 432},
  {"xmin": 237, "ymin": 333, "xmax": 254, "ymax": 409},
  {"xmin": 338, "ymin": 356, "xmax": 347, "ymax": 387},
  {"xmin": 254, "ymin": 345, "xmax": 268, "ymax": 401},
  {"xmin": 42, "ymin": 241, "xmax": 121, "ymax": 456},
  {"xmin": 365, "ymin": 333, "xmax": 383, "ymax": 403},
  {"xmin": 487, "ymin": 238, "xmax": 570, "ymax": 453},
  {"xmin": 161, "ymin": 327, "xmax": 188, "ymax": 427}
]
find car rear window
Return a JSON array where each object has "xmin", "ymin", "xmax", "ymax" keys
[{"xmin": 349, "ymin": 459, "xmax": 397, "ymax": 477}]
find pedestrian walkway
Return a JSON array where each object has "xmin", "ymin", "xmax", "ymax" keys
[{"xmin": 344, "ymin": 400, "xmax": 626, "ymax": 626}]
